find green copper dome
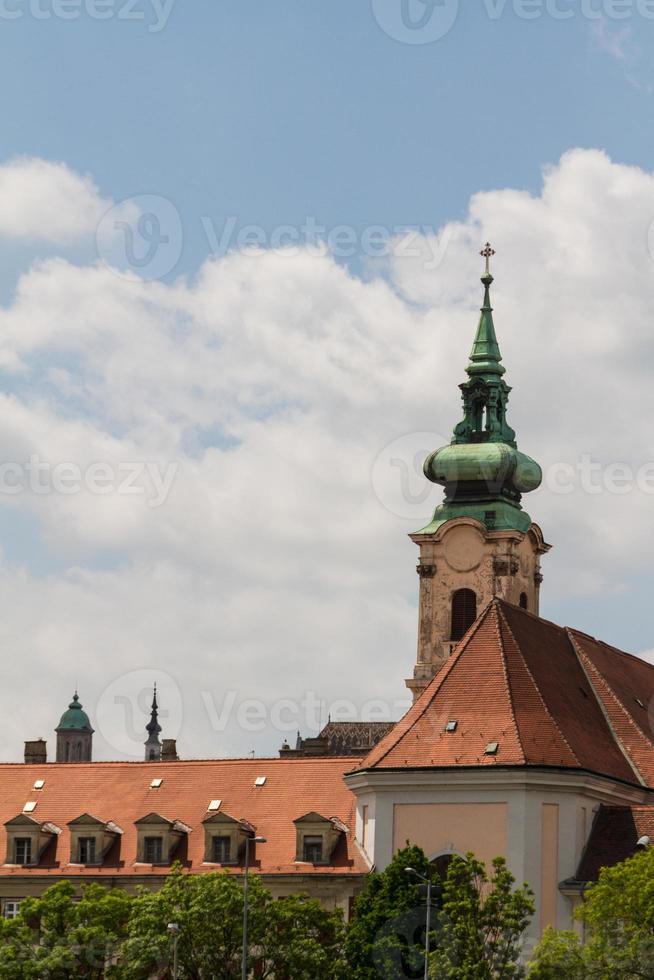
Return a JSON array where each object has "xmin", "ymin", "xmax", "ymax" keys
[
  {"xmin": 56, "ymin": 692, "xmax": 94, "ymax": 733},
  {"xmin": 417, "ymin": 247, "xmax": 541, "ymax": 535}
]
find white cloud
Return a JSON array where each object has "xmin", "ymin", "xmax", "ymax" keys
[
  {"xmin": 0, "ymin": 158, "xmax": 110, "ymax": 244},
  {"xmin": 0, "ymin": 150, "xmax": 651, "ymax": 761}
]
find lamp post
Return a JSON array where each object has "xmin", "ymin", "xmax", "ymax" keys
[
  {"xmin": 242, "ymin": 835, "xmax": 267, "ymax": 980},
  {"xmin": 405, "ymin": 867, "xmax": 432, "ymax": 980},
  {"xmin": 166, "ymin": 922, "xmax": 179, "ymax": 980}
]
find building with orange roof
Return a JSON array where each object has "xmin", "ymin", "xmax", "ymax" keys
[{"xmin": 1, "ymin": 247, "xmax": 653, "ymax": 953}]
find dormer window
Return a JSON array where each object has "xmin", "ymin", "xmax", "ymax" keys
[
  {"xmin": 78, "ymin": 837, "xmax": 96, "ymax": 864},
  {"xmin": 202, "ymin": 811, "xmax": 254, "ymax": 865},
  {"xmin": 211, "ymin": 836, "xmax": 231, "ymax": 863},
  {"xmin": 135, "ymin": 813, "xmax": 190, "ymax": 865},
  {"xmin": 14, "ymin": 838, "xmax": 32, "ymax": 865},
  {"xmin": 67, "ymin": 814, "xmax": 122, "ymax": 867},
  {"xmin": 294, "ymin": 812, "xmax": 347, "ymax": 866},
  {"xmin": 303, "ymin": 836, "xmax": 323, "ymax": 863},
  {"xmin": 4, "ymin": 814, "xmax": 60, "ymax": 867},
  {"xmin": 144, "ymin": 836, "xmax": 163, "ymax": 864}
]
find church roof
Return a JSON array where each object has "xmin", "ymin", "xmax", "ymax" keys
[
  {"xmin": 0, "ymin": 756, "xmax": 366, "ymax": 878},
  {"xmin": 357, "ymin": 599, "xmax": 654, "ymax": 787}
]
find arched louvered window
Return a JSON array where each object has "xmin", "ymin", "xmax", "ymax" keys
[
  {"xmin": 519, "ymin": 592, "xmax": 528, "ymax": 610},
  {"xmin": 450, "ymin": 589, "xmax": 477, "ymax": 641}
]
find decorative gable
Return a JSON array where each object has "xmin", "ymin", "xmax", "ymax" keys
[
  {"xmin": 66, "ymin": 812, "xmax": 123, "ymax": 865},
  {"xmin": 134, "ymin": 812, "xmax": 191, "ymax": 865},
  {"xmin": 201, "ymin": 810, "xmax": 255, "ymax": 865},
  {"xmin": 4, "ymin": 814, "xmax": 61, "ymax": 866},
  {"xmin": 293, "ymin": 812, "xmax": 347, "ymax": 865}
]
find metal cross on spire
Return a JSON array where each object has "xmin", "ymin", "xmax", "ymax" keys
[{"xmin": 480, "ymin": 242, "xmax": 496, "ymax": 276}]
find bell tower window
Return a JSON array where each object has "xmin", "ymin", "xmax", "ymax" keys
[
  {"xmin": 519, "ymin": 592, "xmax": 528, "ymax": 610},
  {"xmin": 451, "ymin": 589, "xmax": 477, "ymax": 641}
]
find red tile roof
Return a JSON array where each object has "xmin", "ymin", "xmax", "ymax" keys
[
  {"xmin": 359, "ymin": 599, "xmax": 652, "ymax": 786},
  {"xmin": 0, "ymin": 757, "xmax": 367, "ymax": 879},
  {"xmin": 576, "ymin": 805, "xmax": 654, "ymax": 882}
]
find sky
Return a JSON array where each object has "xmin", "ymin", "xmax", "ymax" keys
[{"xmin": 0, "ymin": 2, "xmax": 653, "ymax": 760}]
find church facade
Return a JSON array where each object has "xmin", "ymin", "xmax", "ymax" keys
[{"xmin": 1, "ymin": 248, "xmax": 653, "ymax": 956}]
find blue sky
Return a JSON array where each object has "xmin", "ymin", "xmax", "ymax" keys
[
  {"xmin": 0, "ymin": 2, "xmax": 652, "ymax": 757},
  {"xmin": 1, "ymin": 1, "xmax": 651, "ymax": 278}
]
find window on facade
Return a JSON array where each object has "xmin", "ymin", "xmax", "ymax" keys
[
  {"xmin": 78, "ymin": 837, "xmax": 96, "ymax": 864},
  {"xmin": 3, "ymin": 901, "xmax": 21, "ymax": 920},
  {"xmin": 13, "ymin": 839, "xmax": 32, "ymax": 866},
  {"xmin": 211, "ymin": 836, "xmax": 231, "ymax": 864},
  {"xmin": 519, "ymin": 592, "xmax": 528, "ymax": 610},
  {"xmin": 303, "ymin": 836, "xmax": 324, "ymax": 863},
  {"xmin": 450, "ymin": 589, "xmax": 477, "ymax": 641},
  {"xmin": 144, "ymin": 836, "xmax": 163, "ymax": 863}
]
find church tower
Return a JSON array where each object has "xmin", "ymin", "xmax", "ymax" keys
[
  {"xmin": 406, "ymin": 246, "xmax": 550, "ymax": 700},
  {"xmin": 55, "ymin": 692, "xmax": 94, "ymax": 762}
]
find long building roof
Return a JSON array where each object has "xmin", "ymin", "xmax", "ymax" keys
[{"xmin": 0, "ymin": 756, "xmax": 367, "ymax": 879}]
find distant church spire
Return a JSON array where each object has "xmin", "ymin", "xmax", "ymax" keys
[{"xmin": 144, "ymin": 684, "xmax": 162, "ymax": 762}]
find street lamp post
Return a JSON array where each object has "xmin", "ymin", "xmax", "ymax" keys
[
  {"xmin": 405, "ymin": 867, "xmax": 432, "ymax": 980},
  {"xmin": 242, "ymin": 835, "xmax": 267, "ymax": 980},
  {"xmin": 167, "ymin": 922, "xmax": 179, "ymax": 980}
]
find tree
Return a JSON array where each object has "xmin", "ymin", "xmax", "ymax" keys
[
  {"xmin": 429, "ymin": 855, "xmax": 534, "ymax": 980},
  {"xmin": 528, "ymin": 847, "xmax": 654, "ymax": 980},
  {"xmin": 116, "ymin": 867, "xmax": 343, "ymax": 980},
  {"xmin": 0, "ymin": 880, "xmax": 133, "ymax": 979},
  {"xmin": 339, "ymin": 843, "xmax": 432, "ymax": 980}
]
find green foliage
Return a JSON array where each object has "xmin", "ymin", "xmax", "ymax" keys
[
  {"xmin": 116, "ymin": 867, "xmax": 343, "ymax": 980},
  {"xmin": 339, "ymin": 843, "xmax": 431, "ymax": 980},
  {"xmin": 0, "ymin": 881, "xmax": 133, "ymax": 979},
  {"xmin": 528, "ymin": 847, "xmax": 654, "ymax": 980},
  {"xmin": 429, "ymin": 855, "xmax": 535, "ymax": 980},
  {"xmin": 0, "ymin": 869, "xmax": 343, "ymax": 979}
]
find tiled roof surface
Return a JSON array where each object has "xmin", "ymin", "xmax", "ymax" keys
[
  {"xmin": 360, "ymin": 600, "xmax": 650, "ymax": 786},
  {"xmin": 577, "ymin": 805, "xmax": 654, "ymax": 881},
  {"xmin": 0, "ymin": 757, "xmax": 366, "ymax": 878}
]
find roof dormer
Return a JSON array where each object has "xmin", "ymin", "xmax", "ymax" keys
[
  {"xmin": 4, "ymin": 813, "xmax": 61, "ymax": 866},
  {"xmin": 201, "ymin": 808, "xmax": 255, "ymax": 865},
  {"xmin": 134, "ymin": 812, "xmax": 191, "ymax": 865},
  {"xmin": 67, "ymin": 813, "xmax": 123, "ymax": 866},
  {"xmin": 293, "ymin": 811, "xmax": 347, "ymax": 865}
]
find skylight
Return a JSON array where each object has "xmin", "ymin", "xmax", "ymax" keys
[
  {"xmin": 445, "ymin": 721, "xmax": 458, "ymax": 733},
  {"xmin": 150, "ymin": 778, "xmax": 163, "ymax": 788},
  {"xmin": 208, "ymin": 799, "xmax": 221, "ymax": 811},
  {"xmin": 254, "ymin": 776, "xmax": 267, "ymax": 787},
  {"xmin": 23, "ymin": 801, "xmax": 37, "ymax": 813},
  {"xmin": 485, "ymin": 742, "xmax": 499, "ymax": 756},
  {"xmin": 33, "ymin": 779, "xmax": 45, "ymax": 790}
]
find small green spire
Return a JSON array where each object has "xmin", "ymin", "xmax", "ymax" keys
[{"xmin": 467, "ymin": 258, "xmax": 505, "ymax": 378}]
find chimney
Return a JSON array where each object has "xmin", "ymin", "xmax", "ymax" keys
[
  {"xmin": 161, "ymin": 739, "xmax": 179, "ymax": 761},
  {"xmin": 24, "ymin": 739, "xmax": 47, "ymax": 764}
]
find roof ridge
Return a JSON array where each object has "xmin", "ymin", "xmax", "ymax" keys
[
  {"xmin": 494, "ymin": 597, "xmax": 568, "ymax": 635},
  {"xmin": 493, "ymin": 603, "xmax": 526, "ymax": 764},
  {"xmin": 361, "ymin": 602, "xmax": 494, "ymax": 769},
  {"xmin": 498, "ymin": 604, "xmax": 581, "ymax": 766},
  {"xmin": 568, "ymin": 628, "xmax": 654, "ymax": 670},
  {"xmin": 566, "ymin": 629, "xmax": 647, "ymax": 787}
]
